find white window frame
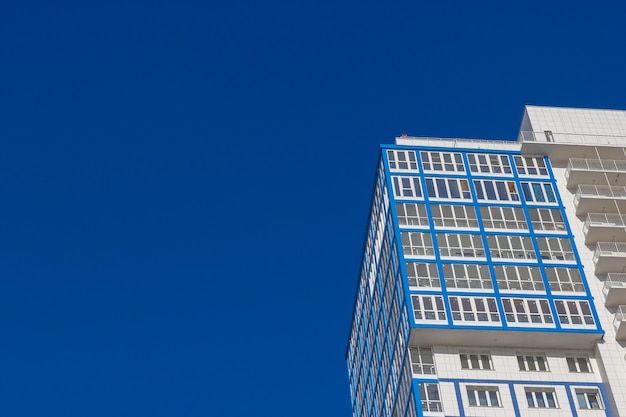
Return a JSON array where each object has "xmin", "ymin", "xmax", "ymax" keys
[
  {"xmin": 467, "ymin": 153, "xmax": 512, "ymax": 175},
  {"xmin": 566, "ymin": 356, "xmax": 592, "ymax": 373},
  {"xmin": 545, "ymin": 267, "xmax": 585, "ymax": 293},
  {"xmin": 437, "ymin": 233, "xmax": 485, "ymax": 258},
  {"xmin": 392, "ymin": 176, "xmax": 423, "ymax": 199},
  {"xmin": 537, "ymin": 237, "xmax": 575, "ymax": 263},
  {"xmin": 514, "ymin": 156, "xmax": 549, "ymax": 176},
  {"xmin": 574, "ymin": 388, "xmax": 604, "ymax": 410},
  {"xmin": 425, "ymin": 177, "xmax": 472, "ymax": 200},
  {"xmin": 421, "ymin": 151, "xmax": 465, "ymax": 172},
  {"xmin": 460, "ymin": 352, "xmax": 493, "ymax": 370},
  {"xmin": 396, "ymin": 203, "xmax": 428, "ymax": 227},
  {"xmin": 411, "ymin": 295, "xmax": 447, "ymax": 323},
  {"xmin": 443, "ymin": 263, "xmax": 493, "ymax": 291},
  {"xmin": 387, "ymin": 150, "xmax": 418, "ymax": 172},
  {"xmin": 419, "ymin": 383, "xmax": 443, "ymax": 413},
  {"xmin": 449, "ymin": 296, "xmax": 500, "ymax": 324},
  {"xmin": 466, "ymin": 386, "xmax": 501, "ymax": 407},
  {"xmin": 480, "ymin": 206, "xmax": 528, "ymax": 231},
  {"xmin": 431, "ymin": 204, "xmax": 478, "ymax": 229},
  {"xmin": 554, "ymin": 300, "xmax": 595, "ymax": 326},
  {"xmin": 401, "ymin": 232, "xmax": 435, "ymax": 258},
  {"xmin": 473, "ymin": 179, "xmax": 520, "ymax": 201},
  {"xmin": 502, "ymin": 298, "xmax": 554, "ymax": 326},
  {"xmin": 494, "ymin": 265, "xmax": 545, "ymax": 292},
  {"xmin": 517, "ymin": 354, "xmax": 549, "ymax": 371},
  {"xmin": 487, "ymin": 235, "xmax": 536, "ymax": 261},
  {"xmin": 525, "ymin": 388, "xmax": 558, "ymax": 408},
  {"xmin": 410, "ymin": 347, "xmax": 436, "ymax": 375},
  {"xmin": 520, "ymin": 181, "xmax": 557, "ymax": 204},
  {"xmin": 406, "ymin": 262, "xmax": 440, "ymax": 289},
  {"xmin": 528, "ymin": 208, "xmax": 566, "ymax": 232}
]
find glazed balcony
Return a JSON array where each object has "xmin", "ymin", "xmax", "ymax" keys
[
  {"xmin": 565, "ymin": 158, "xmax": 626, "ymax": 189},
  {"xmin": 603, "ymin": 274, "xmax": 626, "ymax": 307},
  {"xmin": 593, "ymin": 242, "xmax": 626, "ymax": 275},
  {"xmin": 573, "ymin": 185, "xmax": 626, "ymax": 215},
  {"xmin": 583, "ymin": 213, "xmax": 626, "ymax": 244},
  {"xmin": 613, "ymin": 305, "xmax": 626, "ymax": 341}
]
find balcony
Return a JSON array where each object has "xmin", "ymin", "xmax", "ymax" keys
[
  {"xmin": 565, "ymin": 158, "xmax": 626, "ymax": 189},
  {"xmin": 613, "ymin": 305, "xmax": 626, "ymax": 340},
  {"xmin": 583, "ymin": 213, "xmax": 626, "ymax": 244},
  {"xmin": 593, "ymin": 242, "xmax": 626, "ymax": 275},
  {"xmin": 573, "ymin": 185, "xmax": 626, "ymax": 215},
  {"xmin": 603, "ymin": 274, "xmax": 626, "ymax": 307},
  {"xmin": 519, "ymin": 131, "xmax": 626, "ymax": 163}
]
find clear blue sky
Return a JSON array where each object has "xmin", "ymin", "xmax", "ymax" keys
[{"xmin": 2, "ymin": 1, "xmax": 626, "ymax": 416}]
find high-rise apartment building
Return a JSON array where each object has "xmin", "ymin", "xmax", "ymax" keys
[{"xmin": 346, "ymin": 106, "xmax": 626, "ymax": 417}]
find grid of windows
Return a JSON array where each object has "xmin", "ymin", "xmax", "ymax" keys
[
  {"xmin": 406, "ymin": 262, "xmax": 439, "ymax": 289},
  {"xmin": 421, "ymin": 151, "xmax": 464, "ymax": 172},
  {"xmin": 494, "ymin": 265, "xmax": 545, "ymax": 292},
  {"xmin": 567, "ymin": 356, "xmax": 592, "ymax": 373},
  {"xmin": 443, "ymin": 263, "xmax": 493, "ymax": 290},
  {"xmin": 467, "ymin": 153, "xmax": 512, "ymax": 175},
  {"xmin": 474, "ymin": 179, "xmax": 520, "ymax": 201},
  {"xmin": 419, "ymin": 383, "xmax": 443, "ymax": 413},
  {"xmin": 401, "ymin": 232, "xmax": 434, "ymax": 257},
  {"xmin": 431, "ymin": 204, "xmax": 478, "ymax": 228},
  {"xmin": 437, "ymin": 233, "xmax": 485, "ymax": 258},
  {"xmin": 545, "ymin": 267, "xmax": 585, "ymax": 293},
  {"xmin": 517, "ymin": 354, "xmax": 549, "ymax": 371},
  {"xmin": 520, "ymin": 181, "xmax": 557, "ymax": 203},
  {"xmin": 387, "ymin": 150, "xmax": 418, "ymax": 171},
  {"xmin": 466, "ymin": 386, "xmax": 501, "ymax": 407},
  {"xmin": 537, "ymin": 237, "xmax": 575, "ymax": 262},
  {"xmin": 525, "ymin": 388, "xmax": 558, "ymax": 408},
  {"xmin": 425, "ymin": 177, "xmax": 471, "ymax": 200},
  {"xmin": 575, "ymin": 389, "xmax": 604, "ymax": 410},
  {"xmin": 502, "ymin": 298, "xmax": 554, "ymax": 325},
  {"xmin": 410, "ymin": 295, "xmax": 446, "ymax": 322},
  {"xmin": 449, "ymin": 297, "xmax": 500, "ymax": 323},
  {"xmin": 555, "ymin": 300, "xmax": 594, "ymax": 326},
  {"xmin": 514, "ymin": 156, "xmax": 549, "ymax": 176},
  {"xmin": 460, "ymin": 352, "xmax": 492, "ymax": 370},
  {"xmin": 487, "ymin": 235, "xmax": 536, "ymax": 261},
  {"xmin": 409, "ymin": 347, "xmax": 435, "ymax": 375},
  {"xmin": 480, "ymin": 206, "xmax": 527, "ymax": 231},
  {"xmin": 528, "ymin": 208, "xmax": 566, "ymax": 232},
  {"xmin": 395, "ymin": 203, "xmax": 428, "ymax": 227}
]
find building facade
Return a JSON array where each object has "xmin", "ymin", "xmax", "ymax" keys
[{"xmin": 346, "ymin": 106, "xmax": 626, "ymax": 417}]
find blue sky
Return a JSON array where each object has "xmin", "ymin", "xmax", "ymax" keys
[{"xmin": 2, "ymin": 1, "xmax": 626, "ymax": 416}]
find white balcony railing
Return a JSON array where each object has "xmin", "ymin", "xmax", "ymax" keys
[
  {"xmin": 614, "ymin": 305, "xmax": 626, "ymax": 340},
  {"xmin": 595, "ymin": 242, "xmax": 626, "ymax": 257},
  {"xmin": 616, "ymin": 305, "xmax": 626, "ymax": 323},
  {"xmin": 576, "ymin": 185, "xmax": 626, "ymax": 200},
  {"xmin": 519, "ymin": 131, "xmax": 626, "ymax": 146},
  {"xmin": 585, "ymin": 213, "xmax": 626, "ymax": 228},
  {"xmin": 568, "ymin": 158, "xmax": 626, "ymax": 174},
  {"xmin": 604, "ymin": 273, "xmax": 626, "ymax": 293}
]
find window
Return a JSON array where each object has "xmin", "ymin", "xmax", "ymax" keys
[
  {"xmin": 575, "ymin": 389, "xmax": 603, "ymax": 410},
  {"xmin": 474, "ymin": 179, "xmax": 520, "ymax": 201},
  {"xmin": 555, "ymin": 300, "xmax": 595, "ymax": 326},
  {"xmin": 437, "ymin": 233, "xmax": 485, "ymax": 258},
  {"xmin": 421, "ymin": 151, "xmax": 464, "ymax": 172},
  {"xmin": 502, "ymin": 298, "xmax": 554, "ymax": 325},
  {"xmin": 567, "ymin": 356, "xmax": 592, "ymax": 373},
  {"xmin": 537, "ymin": 237, "xmax": 575, "ymax": 262},
  {"xmin": 401, "ymin": 232, "xmax": 434, "ymax": 257},
  {"xmin": 410, "ymin": 347, "xmax": 436, "ymax": 375},
  {"xmin": 443, "ymin": 263, "xmax": 493, "ymax": 290},
  {"xmin": 392, "ymin": 176, "xmax": 422, "ymax": 199},
  {"xmin": 487, "ymin": 235, "xmax": 536, "ymax": 261},
  {"xmin": 431, "ymin": 204, "xmax": 478, "ymax": 228},
  {"xmin": 528, "ymin": 208, "xmax": 565, "ymax": 232},
  {"xmin": 411, "ymin": 295, "xmax": 446, "ymax": 322},
  {"xmin": 419, "ymin": 383, "xmax": 443, "ymax": 413},
  {"xmin": 545, "ymin": 268, "xmax": 585, "ymax": 293},
  {"xmin": 406, "ymin": 263, "xmax": 440, "ymax": 288},
  {"xmin": 480, "ymin": 206, "xmax": 527, "ymax": 231},
  {"xmin": 460, "ymin": 352, "xmax": 492, "ymax": 370},
  {"xmin": 494, "ymin": 265, "xmax": 545, "ymax": 292},
  {"xmin": 517, "ymin": 354, "xmax": 549, "ymax": 371},
  {"xmin": 520, "ymin": 181, "xmax": 557, "ymax": 203},
  {"xmin": 449, "ymin": 297, "xmax": 500, "ymax": 323},
  {"xmin": 396, "ymin": 203, "xmax": 428, "ymax": 227},
  {"xmin": 387, "ymin": 150, "xmax": 418, "ymax": 171},
  {"xmin": 525, "ymin": 388, "xmax": 558, "ymax": 408},
  {"xmin": 467, "ymin": 153, "xmax": 512, "ymax": 175},
  {"xmin": 425, "ymin": 177, "xmax": 471, "ymax": 199},
  {"xmin": 514, "ymin": 156, "xmax": 548, "ymax": 176},
  {"xmin": 466, "ymin": 386, "xmax": 500, "ymax": 407}
]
